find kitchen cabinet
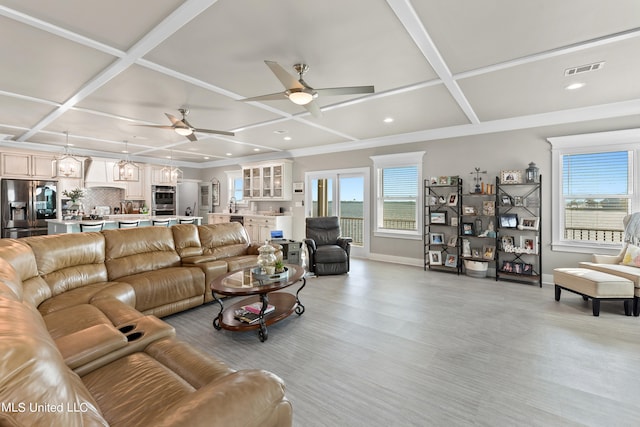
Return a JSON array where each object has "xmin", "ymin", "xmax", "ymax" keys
[
  {"xmin": 1, "ymin": 152, "xmax": 55, "ymax": 179},
  {"xmin": 125, "ymin": 173, "xmax": 145, "ymax": 200},
  {"xmin": 244, "ymin": 215, "xmax": 292, "ymax": 243},
  {"xmin": 209, "ymin": 213, "xmax": 231, "ymax": 224},
  {"xmin": 241, "ymin": 160, "xmax": 292, "ymax": 201}
]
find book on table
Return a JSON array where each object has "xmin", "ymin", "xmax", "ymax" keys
[
  {"xmin": 242, "ymin": 302, "xmax": 275, "ymax": 315},
  {"xmin": 234, "ymin": 303, "xmax": 276, "ymax": 324}
]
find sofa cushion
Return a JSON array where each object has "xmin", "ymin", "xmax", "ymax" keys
[
  {"xmin": 0, "ymin": 297, "xmax": 108, "ymax": 426},
  {"xmin": 103, "ymin": 227, "xmax": 181, "ymax": 280},
  {"xmin": 580, "ymin": 261, "xmax": 640, "ymax": 288},
  {"xmin": 198, "ymin": 223, "xmax": 251, "ymax": 259},
  {"xmin": 37, "ymin": 281, "xmax": 136, "ymax": 315},
  {"xmin": 0, "ymin": 238, "xmax": 50, "ymax": 306},
  {"xmin": 42, "ymin": 303, "xmax": 114, "ymax": 340},
  {"xmin": 172, "ymin": 224, "xmax": 204, "ymax": 258},
  {"xmin": 621, "ymin": 243, "xmax": 640, "ymax": 267}
]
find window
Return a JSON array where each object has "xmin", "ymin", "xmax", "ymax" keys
[
  {"xmin": 549, "ymin": 129, "xmax": 640, "ymax": 254},
  {"xmin": 371, "ymin": 152, "xmax": 424, "ymax": 239},
  {"xmin": 225, "ymin": 170, "xmax": 246, "ymax": 206}
]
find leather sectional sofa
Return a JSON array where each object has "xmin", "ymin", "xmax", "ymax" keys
[{"xmin": 0, "ymin": 222, "xmax": 292, "ymax": 426}]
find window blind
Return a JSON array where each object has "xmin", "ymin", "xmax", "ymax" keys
[{"xmin": 563, "ymin": 151, "xmax": 629, "ymax": 196}]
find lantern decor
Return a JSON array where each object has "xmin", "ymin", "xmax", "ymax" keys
[
  {"xmin": 52, "ymin": 131, "xmax": 83, "ymax": 178},
  {"xmin": 525, "ymin": 162, "xmax": 539, "ymax": 183},
  {"xmin": 113, "ymin": 140, "xmax": 140, "ymax": 182},
  {"xmin": 256, "ymin": 241, "xmax": 277, "ymax": 275},
  {"xmin": 160, "ymin": 151, "xmax": 183, "ymax": 184}
]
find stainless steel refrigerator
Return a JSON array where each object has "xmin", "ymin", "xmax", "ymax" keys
[{"xmin": 1, "ymin": 179, "xmax": 58, "ymax": 238}]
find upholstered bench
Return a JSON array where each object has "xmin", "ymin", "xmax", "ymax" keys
[{"xmin": 553, "ymin": 267, "xmax": 634, "ymax": 316}]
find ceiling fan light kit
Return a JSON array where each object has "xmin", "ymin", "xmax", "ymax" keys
[
  {"xmin": 286, "ymin": 89, "xmax": 317, "ymax": 105},
  {"xmin": 134, "ymin": 108, "xmax": 234, "ymax": 142}
]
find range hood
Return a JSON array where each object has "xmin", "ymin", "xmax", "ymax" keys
[{"xmin": 83, "ymin": 157, "xmax": 126, "ymax": 189}]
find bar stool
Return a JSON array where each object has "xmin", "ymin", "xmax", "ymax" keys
[
  {"xmin": 178, "ymin": 218, "xmax": 195, "ymax": 224},
  {"xmin": 152, "ymin": 219, "xmax": 170, "ymax": 227},
  {"xmin": 118, "ymin": 220, "xmax": 139, "ymax": 229},
  {"xmin": 79, "ymin": 222, "xmax": 104, "ymax": 232}
]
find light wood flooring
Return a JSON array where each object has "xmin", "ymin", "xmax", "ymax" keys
[{"xmin": 164, "ymin": 259, "xmax": 640, "ymax": 427}]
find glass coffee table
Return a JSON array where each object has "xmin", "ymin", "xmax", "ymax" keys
[{"xmin": 210, "ymin": 264, "xmax": 306, "ymax": 342}]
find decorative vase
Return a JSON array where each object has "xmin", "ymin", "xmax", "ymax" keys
[{"xmin": 257, "ymin": 241, "xmax": 277, "ymax": 275}]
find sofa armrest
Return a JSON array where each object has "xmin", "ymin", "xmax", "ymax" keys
[
  {"xmin": 303, "ymin": 238, "xmax": 317, "ymax": 252},
  {"xmin": 592, "ymin": 244, "xmax": 626, "ymax": 264},
  {"xmin": 148, "ymin": 370, "xmax": 292, "ymax": 427},
  {"xmin": 55, "ymin": 324, "xmax": 128, "ymax": 369}
]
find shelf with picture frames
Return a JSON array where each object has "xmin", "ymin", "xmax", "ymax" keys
[
  {"xmin": 424, "ymin": 176, "xmax": 463, "ymax": 274},
  {"xmin": 495, "ymin": 173, "xmax": 542, "ymax": 287}
]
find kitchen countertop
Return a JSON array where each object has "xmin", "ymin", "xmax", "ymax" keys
[{"xmin": 47, "ymin": 216, "xmax": 202, "ymax": 225}]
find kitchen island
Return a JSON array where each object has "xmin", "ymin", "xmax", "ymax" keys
[{"xmin": 46, "ymin": 215, "xmax": 202, "ymax": 234}]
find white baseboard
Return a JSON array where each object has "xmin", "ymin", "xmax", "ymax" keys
[{"xmin": 364, "ymin": 253, "xmax": 423, "ymax": 267}]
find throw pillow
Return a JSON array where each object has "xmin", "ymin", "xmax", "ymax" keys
[{"xmin": 621, "ymin": 244, "xmax": 640, "ymax": 267}]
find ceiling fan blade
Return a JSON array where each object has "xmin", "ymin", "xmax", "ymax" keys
[
  {"xmin": 241, "ymin": 92, "xmax": 288, "ymax": 102},
  {"xmin": 303, "ymin": 100, "xmax": 322, "ymax": 118},
  {"xmin": 265, "ymin": 60, "xmax": 304, "ymax": 90},
  {"xmin": 315, "ymin": 85, "xmax": 375, "ymax": 96},
  {"xmin": 132, "ymin": 124, "xmax": 176, "ymax": 130},
  {"xmin": 194, "ymin": 128, "xmax": 235, "ymax": 137},
  {"xmin": 186, "ymin": 133, "xmax": 198, "ymax": 142},
  {"xmin": 165, "ymin": 113, "xmax": 183, "ymax": 126}
]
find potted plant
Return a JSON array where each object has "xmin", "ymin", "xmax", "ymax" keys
[
  {"xmin": 62, "ymin": 187, "xmax": 85, "ymax": 213},
  {"xmin": 275, "ymin": 260, "xmax": 285, "ymax": 274}
]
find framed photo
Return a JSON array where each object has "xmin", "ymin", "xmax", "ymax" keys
[
  {"xmin": 498, "ymin": 213, "xmax": 518, "ymax": 228},
  {"xmin": 501, "ymin": 235, "xmax": 515, "ymax": 249},
  {"xmin": 447, "ymin": 193, "xmax": 458, "ymax": 206},
  {"xmin": 500, "ymin": 170, "xmax": 523, "ymax": 184},
  {"xmin": 513, "ymin": 262, "xmax": 524, "ymax": 274},
  {"xmin": 211, "ymin": 180, "xmax": 220, "ymax": 206},
  {"xmin": 482, "ymin": 245, "xmax": 495, "ymax": 260},
  {"xmin": 482, "ymin": 200, "xmax": 495, "ymax": 216},
  {"xmin": 438, "ymin": 176, "xmax": 449, "ymax": 185},
  {"xmin": 520, "ymin": 236, "xmax": 538, "ymax": 253},
  {"xmin": 444, "ymin": 254, "xmax": 458, "ymax": 268},
  {"xmin": 472, "ymin": 248, "xmax": 481, "ymax": 258},
  {"xmin": 447, "ymin": 236, "xmax": 458, "ymax": 247},
  {"xmin": 513, "ymin": 196, "xmax": 524, "ymax": 206},
  {"xmin": 429, "ymin": 232, "xmax": 445, "ymax": 245},
  {"xmin": 522, "ymin": 263, "xmax": 534, "ymax": 275},
  {"xmin": 430, "ymin": 212, "xmax": 447, "ymax": 224},
  {"xmin": 429, "ymin": 250, "xmax": 442, "ymax": 265},
  {"xmin": 450, "ymin": 217, "xmax": 459, "ymax": 227},
  {"xmin": 500, "ymin": 195, "xmax": 512, "ymax": 206},
  {"xmin": 462, "ymin": 222, "xmax": 474, "ymax": 235},
  {"xmin": 501, "ymin": 260, "xmax": 515, "ymax": 272},
  {"xmin": 462, "ymin": 205, "xmax": 476, "ymax": 215},
  {"xmin": 430, "ymin": 176, "xmax": 438, "ymax": 185},
  {"xmin": 520, "ymin": 217, "xmax": 539, "ymax": 230},
  {"xmin": 449, "ymin": 176, "xmax": 459, "ymax": 186},
  {"xmin": 429, "ymin": 195, "xmax": 437, "ymax": 206}
]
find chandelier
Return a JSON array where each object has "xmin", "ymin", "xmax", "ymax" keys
[
  {"xmin": 160, "ymin": 151, "xmax": 182, "ymax": 184},
  {"xmin": 113, "ymin": 141, "xmax": 140, "ymax": 182},
  {"xmin": 52, "ymin": 131, "xmax": 83, "ymax": 178}
]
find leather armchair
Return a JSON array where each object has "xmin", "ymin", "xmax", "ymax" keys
[{"xmin": 304, "ymin": 216, "xmax": 352, "ymax": 275}]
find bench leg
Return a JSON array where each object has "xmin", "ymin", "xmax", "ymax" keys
[
  {"xmin": 634, "ymin": 297, "xmax": 639, "ymax": 317},
  {"xmin": 592, "ymin": 299, "xmax": 600, "ymax": 316},
  {"xmin": 555, "ymin": 284, "xmax": 561, "ymax": 301},
  {"xmin": 624, "ymin": 300, "xmax": 632, "ymax": 316}
]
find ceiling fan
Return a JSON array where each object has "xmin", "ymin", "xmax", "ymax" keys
[
  {"xmin": 241, "ymin": 60, "xmax": 374, "ymax": 118},
  {"xmin": 134, "ymin": 108, "xmax": 234, "ymax": 141}
]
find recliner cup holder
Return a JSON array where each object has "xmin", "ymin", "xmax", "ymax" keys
[
  {"xmin": 126, "ymin": 331, "xmax": 144, "ymax": 342},
  {"xmin": 118, "ymin": 324, "xmax": 136, "ymax": 334}
]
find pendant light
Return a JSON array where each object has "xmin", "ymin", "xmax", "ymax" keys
[
  {"xmin": 160, "ymin": 151, "xmax": 182, "ymax": 184},
  {"xmin": 52, "ymin": 131, "xmax": 83, "ymax": 178},
  {"xmin": 113, "ymin": 140, "xmax": 140, "ymax": 182}
]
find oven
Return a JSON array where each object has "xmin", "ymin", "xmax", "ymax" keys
[{"xmin": 152, "ymin": 185, "xmax": 176, "ymax": 216}]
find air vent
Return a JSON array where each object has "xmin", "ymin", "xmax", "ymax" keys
[{"xmin": 564, "ymin": 61, "xmax": 605, "ymax": 76}]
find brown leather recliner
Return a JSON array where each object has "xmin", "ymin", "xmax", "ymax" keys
[{"xmin": 304, "ymin": 216, "xmax": 352, "ymax": 275}]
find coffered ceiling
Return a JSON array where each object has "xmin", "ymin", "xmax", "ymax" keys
[{"xmin": 0, "ymin": 0, "xmax": 639, "ymax": 167}]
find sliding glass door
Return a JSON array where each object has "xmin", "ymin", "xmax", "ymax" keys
[{"xmin": 305, "ymin": 168, "xmax": 369, "ymax": 257}]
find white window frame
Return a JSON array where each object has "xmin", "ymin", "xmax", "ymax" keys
[
  {"xmin": 549, "ymin": 128, "xmax": 640, "ymax": 255},
  {"xmin": 370, "ymin": 151, "xmax": 424, "ymax": 240},
  {"xmin": 224, "ymin": 170, "xmax": 248, "ymax": 208}
]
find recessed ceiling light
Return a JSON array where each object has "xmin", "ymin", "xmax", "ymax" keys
[
  {"xmin": 284, "ymin": 136, "xmax": 292, "ymax": 141},
  {"xmin": 226, "ymin": 153, "xmax": 232, "ymax": 156},
  {"xmin": 121, "ymin": 150, "xmax": 128, "ymax": 154},
  {"xmin": 203, "ymin": 156, "xmax": 210, "ymax": 160},
  {"xmin": 383, "ymin": 117, "xmax": 394, "ymax": 123},
  {"xmin": 566, "ymin": 82, "xmax": 585, "ymax": 90},
  {"xmin": 253, "ymin": 148, "xmax": 260, "ymax": 152}
]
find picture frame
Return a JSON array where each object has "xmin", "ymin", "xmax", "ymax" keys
[
  {"xmin": 500, "ymin": 195, "xmax": 512, "ymax": 206},
  {"xmin": 513, "ymin": 262, "xmax": 524, "ymax": 274},
  {"xmin": 211, "ymin": 180, "xmax": 220, "ymax": 206},
  {"xmin": 444, "ymin": 254, "xmax": 458, "ymax": 268},
  {"xmin": 430, "ymin": 176, "xmax": 438, "ymax": 185},
  {"xmin": 501, "ymin": 235, "xmax": 515, "ymax": 249},
  {"xmin": 520, "ymin": 236, "xmax": 538, "ymax": 253},
  {"xmin": 450, "ymin": 217, "xmax": 459, "ymax": 227},
  {"xmin": 513, "ymin": 196, "xmax": 524, "ymax": 206},
  {"xmin": 522, "ymin": 263, "xmax": 534, "ymax": 275},
  {"xmin": 472, "ymin": 248, "xmax": 481, "ymax": 259},
  {"xmin": 482, "ymin": 245, "xmax": 495, "ymax": 260},
  {"xmin": 447, "ymin": 193, "xmax": 458, "ymax": 206},
  {"xmin": 430, "ymin": 212, "xmax": 447, "ymax": 224},
  {"xmin": 429, "ymin": 232, "xmax": 445, "ymax": 245},
  {"xmin": 462, "ymin": 205, "xmax": 476, "ymax": 215},
  {"xmin": 482, "ymin": 200, "xmax": 495, "ymax": 216},
  {"xmin": 438, "ymin": 176, "xmax": 449, "ymax": 185},
  {"xmin": 447, "ymin": 236, "xmax": 458, "ymax": 247},
  {"xmin": 520, "ymin": 217, "xmax": 539, "ymax": 230},
  {"xmin": 429, "ymin": 250, "xmax": 442, "ymax": 265},
  {"xmin": 462, "ymin": 222, "xmax": 474, "ymax": 235},
  {"xmin": 501, "ymin": 260, "xmax": 515, "ymax": 272},
  {"xmin": 449, "ymin": 176, "xmax": 459, "ymax": 186},
  {"xmin": 500, "ymin": 170, "xmax": 523, "ymax": 184},
  {"xmin": 498, "ymin": 213, "xmax": 518, "ymax": 228}
]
